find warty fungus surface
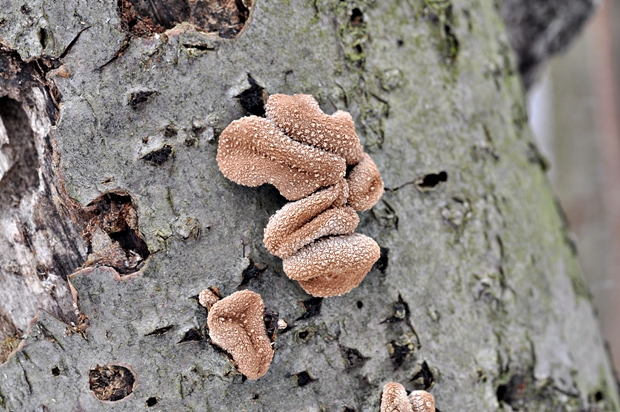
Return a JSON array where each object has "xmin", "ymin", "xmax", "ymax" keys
[
  {"xmin": 381, "ymin": 382, "xmax": 436, "ymax": 412},
  {"xmin": 206, "ymin": 290, "xmax": 274, "ymax": 380},
  {"xmin": 265, "ymin": 94, "xmax": 365, "ymax": 165},
  {"xmin": 198, "ymin": 287, "xmax": 221, "ymax": 310},
  {"xmin": 217, "ymin": 93, "xmax": 384, "ymax": 297},
  {"xmin": 216, "ymin": 115, "xmax": 346, "ymax": 201}
]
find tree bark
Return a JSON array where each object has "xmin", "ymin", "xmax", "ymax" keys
[{"xmin": 0, "ymin": 0, "xmax": 617, "ymax": 410}]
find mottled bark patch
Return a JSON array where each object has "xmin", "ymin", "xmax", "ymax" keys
[
  {"xmin": 0, "ymin": 98, "xmax": 39, "ymax": 204},
  {"xmin": 0, "ymin": 45, "xmax": 86, "ymax": 330},
  {"xmin": 118, "ymin": 0, "xmax": 253, "ymax": 38},
  {"xmin": 340, "ymin": 345, "xmax": 369, "ymax": 371},
  {"xmin": 89, "ymin": 364, "xmax": 136, "ymax": 402}
]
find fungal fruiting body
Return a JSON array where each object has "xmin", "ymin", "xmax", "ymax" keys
[
  {"xmin": 206, "ymin": 290, "xmax": 274, "ymax": 380},
  {"xmin": 217, "ymin": 93, "xmax": 384, "ymax": 297},
  {"xmin": 381, "ymin": 382, "xmax": 436, "ymax": 412}
]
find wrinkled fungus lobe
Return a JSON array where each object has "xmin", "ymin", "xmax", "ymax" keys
[
  {"xmin": 381, "ymin": 382, "xmax": 436, "ymax": 412},
  {"xmin": 206, "ymin": 290, "xmax": 274, "ymax": 380},
  {"xmin": 217, "ymin": 94, "xmax": 384, "ymax": 297}
]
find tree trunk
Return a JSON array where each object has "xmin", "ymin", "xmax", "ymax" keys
[{"xmin": 0, "ymin": 0, "xmax": 617, "ymax": 410}]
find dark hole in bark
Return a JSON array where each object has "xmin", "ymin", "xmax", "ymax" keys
[
  {"xmin": 264, "ymin": 309, "xmax": 279, "ymax": 342},
  {"xmin": 389, "ymin": 340, "xmax": 413, "ymax": 369},
  {"xmin": 89, "ymin": 364, "xmax": 135, "ymax": 402},
  {"xmin": 374, "ymin": 246, "xmax": 389, "ymax": 273},
  {"xmin": 82, "ymin": 192, "xmax": 150, "ymax": 275},
  {"xmin": 129, "ymin": 90, "xmax": 158, "ymax": 110},
  {"xmin": 118, "ymin": 0, "xmax": 253, "ymax": 38},
  {"xmin": 142, "ymin": 144, "xmax": 173, "ymax": 165},
  {"xmin": 252, "ymin": 393, "xmax": 259, "ymax": 400},
  {"xmin": 350, "ymin": 8, "xmax": 363, "ymax": 25},
  {"xmin": 594, "ymin": 391, "xmax": 605, "ymax": 402},
  {"xmin": 442, "ymin": 23, "xmax": 459, "ymax": 64},
  {"xmin": 145, "ymin": 325, "xmax": 174, "ymax": 336},
  {"xmin": 146, "ymin": 397, "xmax": 158, "ymax": 407},
  {"xmin": 178, "ymin": 328, "xmax": 203, "ymax": 343},
  {"xmin": 235, "ymin": 74, "xmax": 266, "ymax": 117},
  {"xmin": 343, "ymin": 408, "xmax": 356, "ymax": 412},
  {"xmin": 39, "ymin": 27, "xmax": 48, "ymax": 49},
  {"xmin": 497, "ymin": 384, "xmax": 508, "ymax": 402},
  {"xmin": 239, "ymin": 259, "xmax": 265, "ymax": 286},
  {"xmin": 0, "ymin": 97, "xmax": 40, "ymax": 207},
  {"xmin": 340, "ymin": 345, "xmax": 368, "ymax": 371},
  {"xmin": 356, "ymin": 301, "xmax": 363, "ymax": 309},
  {"xmin": 381, "ymin": 294, "xmax": 410, "ymax": 324},
  {"xmin": 109, "ymin": 228, "xmax": 149, "ymax": 257},
  {"xmin": 496, "ymin": 374, "xmax": 527, "ymax": 406},
  {"xmin": 411, "ymin": 361, "xmax": 434, "ymax": 390},
  {"xmin": 20, "ymin": 4, "xmax": 30, "ymax": 14},
  {"xmin": 296, "ymin": 297, "xmax": 323, "ymax": 321},
  {"xmin": 294, "ymin": 371, "xmax": 316, "ymax": 387},
  {"xmin": 295, "ymin": 327, "xmax": 313, "ymax": 343},
  {"xmin": 415, "ymin": 171, "xmax": 448, "ymax": 190},
  {"xmin": 397, "ymin": 39, "xmax": 404, "ymax": 47},
  {"xmin": 51, "ymin": 366, "xmax": 60, "ymax": 376},
  {"xmin": 182, "ymin": 42, "xmax": 218, "ymax": 52}
]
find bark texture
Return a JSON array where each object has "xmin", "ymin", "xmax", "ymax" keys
[{"xmin": 0, "ymin": 0, "xmax": 618, "ymax": 411}]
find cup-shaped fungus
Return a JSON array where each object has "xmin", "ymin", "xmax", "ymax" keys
[
  {"xmin": 409, "ymin": 390, "xmax": 436, "ymax": 412},
  {"xmin": 217, "ymin": 93, "xmax": 384, "ymax": 297},
  {"xmin": 198, "ymin": 287, "xmax": 220, "ymax": 310},
  {"xmin": 206, "ymin": 290, "xmax": 274, "ymax": 380},
  {"xmin": 381, "ymin": 382, "xmax": 436, "ymax": 412}
]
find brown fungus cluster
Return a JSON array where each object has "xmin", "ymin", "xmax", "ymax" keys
[
  {"xmin": 217, "ymin": 94, "xmax": 384, "ymax": 297},
  {"xmin": 205, "ymin": 290, "xmax": 274, "ymax": 380},
  {"xmin": 381, "ymin": 382, "xmax": 436, "ymax": 412}
]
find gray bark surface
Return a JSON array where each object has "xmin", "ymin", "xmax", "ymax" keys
[{"xmin": 0, "ymin": 0, "xmax": 618, "ymax": 411}]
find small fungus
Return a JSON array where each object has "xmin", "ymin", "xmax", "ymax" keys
[
  {"xmin": 409, "ymin": 391, "xmax": 436, "ymax": 412},
  {"xmin": 207, "ymin": 290, "xmax": 274, "ymax": 380},
  {"xmin": 381, "ymin": 382, "xmax": 436, "ymax": 412},
  {"xmin": 217, "ymin": 93, "xmax": 384, "ymax": 297},
  {"xmin": 199, "ymin": 288, "xmax": 221, "ymax": 310}
]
